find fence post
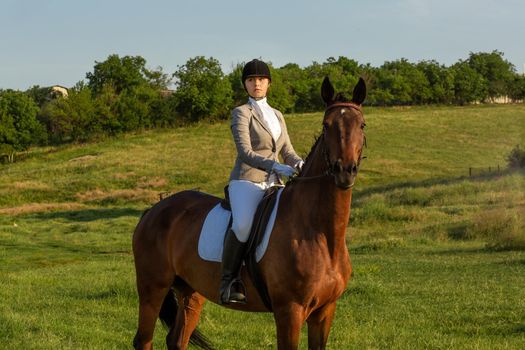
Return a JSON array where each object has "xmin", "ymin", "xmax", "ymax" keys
[{"xmin": 469, "ymin": 167, "xmax": 472, "ymax": 177}]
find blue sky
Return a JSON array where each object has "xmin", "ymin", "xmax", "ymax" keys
[{"xmin": 1, "ymin": 0, "xmax": 524, "ymax": 90}]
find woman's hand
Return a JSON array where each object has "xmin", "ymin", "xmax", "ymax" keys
[
  {"xmin": 272, "ymin": 162, "xmax": 297, "ymax": 177},
  {"xmin": 295, "ymin": 160, "xmax": 304, "ymax": 172}
]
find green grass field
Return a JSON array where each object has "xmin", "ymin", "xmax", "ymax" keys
[{"xmin": 1, "ymin": 104, "xmax": 524, "ymax": 349}]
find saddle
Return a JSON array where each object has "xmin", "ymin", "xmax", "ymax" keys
[{"xmin": 220, "ymin": 185, "xmax": 278, "ymax": 311}]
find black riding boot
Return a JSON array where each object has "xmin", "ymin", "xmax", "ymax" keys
[{"xmin": 219, "ymin": 229, "xmax": 247, "ymax": 304}]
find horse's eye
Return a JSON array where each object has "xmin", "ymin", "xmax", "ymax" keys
[
  {"xmin": 322, "ymin": 122, "xmax": 329, "ymax": 130},
  {"xmin": 361, "ymin": 122, "xmax": 366, "ymax": 129}
]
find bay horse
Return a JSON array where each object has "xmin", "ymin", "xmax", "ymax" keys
[{"xmin": 132, "ymin": 76, "xmax": 367, "ymax": 350}]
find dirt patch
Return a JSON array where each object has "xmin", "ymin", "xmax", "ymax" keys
[
  {"xmin": 75, "ymin": 188, "xmax": 158, "ymax": 203},
  {"xmin": 12, "ymin": 181, "xmax": 51, "ymax": 190},
  {"xmin": 68, "ymin": 153, "xmax": 100, "ymax": 162},
  {"xmin": 0, "ymin": 202, "xmax": 87, "ymax": 216},
  {"xmin": 113, "ymin": 172, "xmax": 136, "ymax": 180},
  {"xmin": 137, "ymin": 176, "xmax": 168, "ymax": 189}
]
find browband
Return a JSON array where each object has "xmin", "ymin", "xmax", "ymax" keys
[{"xmin": 324, "ymin": 102, "xmax": 362, "ymax": 113}]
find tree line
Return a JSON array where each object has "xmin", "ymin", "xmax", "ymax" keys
[{"xmin": 1, "ymin": 50, "xmax": 524, "ymax": 158}]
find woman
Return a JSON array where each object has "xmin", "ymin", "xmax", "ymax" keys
[{"xmin": 220, "ymin": 59, "xmax": 304, "ymax": 305}]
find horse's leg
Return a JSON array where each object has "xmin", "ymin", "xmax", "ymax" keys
[
  {"xmin": 133, "ymin": 279, "xmax": 171, "ymax": 350},
  {"xmin": 306, "ymin": 302, "xmax": 337, "ymax": 350},
  {"xmin": 166, "ymin": 287, "xmax": 206, "ymax": 350},
  {"xmin": 273, "ymin": 303, "xmax": 305, "ymax": 350}
]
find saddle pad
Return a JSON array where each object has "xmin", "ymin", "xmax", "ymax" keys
[{"xmin": 198, "ymin": 188, "xmax": 283, "ymax": 263}]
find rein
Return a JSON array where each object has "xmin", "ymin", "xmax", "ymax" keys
[{"xmin": 289, "ymin": 102, "xmax": 365, "ymax": 185}]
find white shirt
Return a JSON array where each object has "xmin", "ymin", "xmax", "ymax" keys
[{"xmin": 249, "ymin": 97, "xmax": 282, "ymax": 141}]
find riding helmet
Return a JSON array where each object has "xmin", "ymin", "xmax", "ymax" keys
[{"xmin": 242, "ymin": 59, "xmax": 272, "ymax": 83}]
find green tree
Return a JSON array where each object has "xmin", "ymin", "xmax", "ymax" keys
[
  {"xmin": 25, "ymin": 85, "xmax": 52, "ymax": 108},
  {"xmin": 228, "ymin": 62, "xmax": 246, "ymax": 107},
  {"xmin": 39, "ymin": 84, "xmax": 99, "ymax": 143},
  {"xmin": 84, "ymin": 54, "xmax": 171, "ymax": 134},
  {"xmin": 378, "ymin": 59, "xmax": 432, "ymax": 105},
  {"xmin": 0, "ymin": 101, "xmax": 17, "ymax": 149},
  {"xmin": 334, "ymin": 56, "xmax": 360, "ymax": 76},
  {"xmin": 508, "ymin": 75, "xmax": 525, "ymax": 102},
  {"xmin": 374, "ymin": 67, "xmax": 406, "ymax": 105},
  {"xmin": 93, "ymin": 84, "xmax": 120, "ymax": 135},
  {"xmin": 150, "ymin": 94, "xmax": 179, "ymax": 127},
  {"xmin": 358, "ymin": 63, "xmax": 382, "ymax": 105},
  {"xmin": 467, "ymin": 50, "xmax": 515, "ymax": 101},
  {"xmin": 277, "ymin": 63, "xmax": 316, "ymax": 112},
  {"xmin": 86, "ymin": 54, "xmax": 152, "ymax": 95},
  {"xmin": 143, "ymin": 66, "xmax": 172, "ymax": 90},
  {"xmin": 451, "ymin": 61, "xmax": 487, "ymax": 105},
  {"xmin": 416, "ymin": 60, "xmax": 455, "ymax": 104},
  {"xmin": 267, "ymin": 64, "xmax": 295, "ymax": 113},
  {"xmin": 300, "ymin": 59, "xmax": 355, "ymax": 111},
  {"xmin": 173, "ymin": 56, "xmax": 233, "ymax": 122},
  {"xmin": 0, "ymin": 90, "xmax": 46, "ymax": 150},
  {"xmin": 113, "ymin": 84, "xmax": 159, "ymax": 132}
]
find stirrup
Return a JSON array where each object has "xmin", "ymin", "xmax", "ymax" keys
[{"xmin": 221, "ymin": 278, "xmax": 247, "ymax": 304}]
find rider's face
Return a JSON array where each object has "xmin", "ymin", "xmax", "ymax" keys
[{"xmin": 245, "ymin": 77, "xmax": 270, "ymax": 100}]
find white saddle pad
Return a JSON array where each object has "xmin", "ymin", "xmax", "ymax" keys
[{"xmin": 198, "ymin": 188, "xmax": 283, "ymax": 263}]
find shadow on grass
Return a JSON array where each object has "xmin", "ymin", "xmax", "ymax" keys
[
  {"xmin": 26, "ymin": 207, "xmax": 146, "ymax": 222},
  {"xmin": 446, "ymin": 221, "xmax": 470, "ymax": 240},
  {"xmin": 496, "ymin": 259, "xmax": 525, "ymax": 266},
  {"xmin": 428, "ymin": 246, "xmax": 493, "ymax": 255},
  {"xmin": 514, "ymin": 324, "xmax": 525, "ymax": 334},
  {"xmin": 80, "ymin": 287, "xmax": 135, "ymax": 301},
  {"xmin": 453, "ymin": 322, "xmax": 525, "ymax": 337},
  {"xmin": 355, "ymin": 168, "xmax": 518, "ymax": 200}
]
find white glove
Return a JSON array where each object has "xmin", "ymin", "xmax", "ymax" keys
[
  {"xmin": 272, "ymin": 162, "xmax": 297, "ymax": 177},
  {"xmin": 295, "ymin": 160, "xmax": 304, "ymax": 172}
]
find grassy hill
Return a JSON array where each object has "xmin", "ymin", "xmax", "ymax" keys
[{"xmin": 0, "ymin": 104, "xmax": 524, "ymax": 348}]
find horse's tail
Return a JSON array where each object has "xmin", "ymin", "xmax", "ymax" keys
[{"xmin": 159, "ymin": 288, "xmax": 215, "ymax": 350}]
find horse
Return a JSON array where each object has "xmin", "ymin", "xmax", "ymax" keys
[{"xmin": 132, "ymin": 76, "xmax": 367, "ymax": 350}]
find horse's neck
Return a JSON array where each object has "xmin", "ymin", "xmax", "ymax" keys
[
  {"xmin": 311, "ymin": 181, "xmax": 352, "ymax": 258},
  {"xmin": 292, "ymin": 143, "xmax": 353, "ymax": 257}
]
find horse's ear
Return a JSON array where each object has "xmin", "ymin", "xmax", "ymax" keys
[
  {"xmin": 352, "ymin": 77, "xmax": 366, "ymax": 105},
  {"xmin": 321, "ymin": 77, "xmax": 335, "ymax": 105}
]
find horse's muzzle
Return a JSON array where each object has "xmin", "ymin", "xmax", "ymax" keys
[{"xmin": 332, "ymin": 159, "xmax": 358, "ymax": 189}]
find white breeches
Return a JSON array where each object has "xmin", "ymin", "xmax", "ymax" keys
[{"xmin": 228, "ymin": 180, "xmax": 278, "ymax": 242}]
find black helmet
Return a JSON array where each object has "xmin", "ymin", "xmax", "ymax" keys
[{"xmin": 242, "ymin": 59, "xmax": 271, "ymax": 83}]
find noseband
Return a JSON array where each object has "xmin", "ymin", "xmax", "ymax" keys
[{"xmin": 290, "ymin": 102, "xmax": 365, "ymax": 187}]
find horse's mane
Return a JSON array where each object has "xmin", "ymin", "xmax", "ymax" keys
[{"xmin": 298, "ymin": 132, "xmax": 324, "ymax": 177}]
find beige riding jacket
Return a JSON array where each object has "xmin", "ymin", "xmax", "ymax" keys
[{"xmin": 229, "ymin": 103, "xmax": 302, "ymax": 183}]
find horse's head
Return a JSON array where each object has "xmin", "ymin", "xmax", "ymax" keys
[{"xmin": 321, "ymin": 77, "xmax": 367, "ymax": 189}]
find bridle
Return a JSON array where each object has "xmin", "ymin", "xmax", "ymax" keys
[
  {"xmin": 289, "ymin": 102, "xmax": 366, "ymax": 186},
  {"xmin": 323, "ymin": 102, "xmax": 362, "ymax": 114}
]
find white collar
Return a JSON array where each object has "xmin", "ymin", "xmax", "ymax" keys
[{"xmin": 249, "ymin": 96, "xmax": 269, "ymax": 107}]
